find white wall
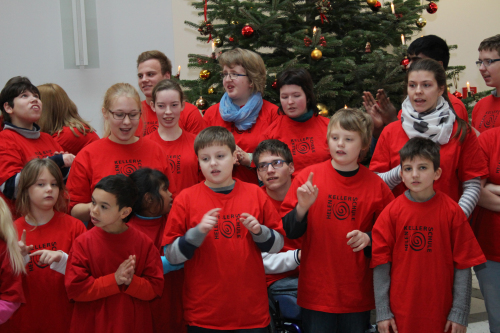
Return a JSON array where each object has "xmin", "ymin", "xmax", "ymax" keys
[
  {"xmin": 0, "ymin": 0, "xmax": 174, "ymax": 135},
  {"xmin": 1, "ymin": 0, "xmax": 499, "ymax": 134}
]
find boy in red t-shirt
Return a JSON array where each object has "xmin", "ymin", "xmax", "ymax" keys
[
  {"xmin": 65, "ymin": 175, "xmax": 163, "ymax": 333},
  {"xmin": 372, "ymin": 138, "xmax": 486, "ymax": 333},
  {"xmin": 163, "ymin": 126, "xmax": 284, "ymax": 332},
  {"xmin": 253, "ymin": 139, "xmax": 301, "ymax": 295},
  {"xmin": 0, "ymin": 77, "xmax": 74, "ymax": 214},
  {"xmin": 471, "ymin": 34, "xmax": 500, "ymax": 133}
]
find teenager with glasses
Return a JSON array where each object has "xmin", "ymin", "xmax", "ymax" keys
[
  {"xmin": 471, "ymin": 34, "xmax": 500, "ymax": 133},
  {"xmin": 66, "ymin": 83, "xmax": 176, "ymax": 225},
  {"xmin": 261, "ymin": 68, "xmax": 330, "ymax": 177},
  {"xmin": 203, "ymin": 48, "xmax": 282, "ymax": 185}
]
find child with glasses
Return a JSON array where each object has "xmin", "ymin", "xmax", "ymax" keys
[
  {"xmin": 66, "ymin": 83, "xmax": 176, "ymax": 227},
  {"xmin": 261, "ymin": 68, "xmax": 330, "ymax": 177},
  {"xmin": 471, "ymin": 34, "xmax": 500, "ymax": 133},
  {"xmin": 203, "ymin": 48, "xmax": 282, "ymax": 185}
]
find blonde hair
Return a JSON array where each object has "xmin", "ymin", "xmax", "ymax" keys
[
  {"xmin": 37, "ymin": 83, "xmax": 95, "ymax": 138},
  {"xmin": 0, "ymin": 198, "xmax": 25, "ymax": 275},
  {"xmin": 16, "ymin": 159, "xmax": 68, "ymax": 227},
  {"xmin": 101, "ymin": 83, "xmax": 142, "ymax": 137},
  {"xmin": 328, "ymin": 108, "xmax": 374, "ymax": 160},
  {"xmin": 218, "ymin": 48, "xmax": 266, "ymax": 95}
]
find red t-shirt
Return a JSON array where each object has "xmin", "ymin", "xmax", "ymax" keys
[
  {"xmin": 471, "ymin": 127, "xmax": 500, "ymax": 262},
  {"xmin": 471, "ymin": 94, "xmax": 500, "ymax": 133},
  {"xmin": 281, "ymin": 161, "xmax": 394, "ymax": 313},
  {"xmin": 203, "ymin": 100, "xmax": 281, "ymax": 184},
  {"xmin": 261, "ymin": 187, "xmax": 302, "ymax": 287},
  {"xmin": 397, "ymin": 92, "xmax": 469, "ymax": 123},
  {"xmin": 370, "ymin": 121, "xmax": 489, "ymax": 201},
  {"xmin": 162, "ymin": 180, "xmax": 283, "ymax": 329},
  {"xmin": 0, "ymin": 129, "xmax": 63, "ymax": 214},
  {"xmin": 128, "ymin": 214, "xmax": 186, "ymax": 333},
  {"xmin": 135, "ymin": 100, "xmax": 206, "ymax": 137},
  {"xmin": 371, "ymin": 192, "xmax": 486, "ymax": 333},
  {"xmin": 145, "ymin": 130, "xmax": 201, "ymax": 194},
  {"xmin": 0, "ymin": 212, "xmax": 85, "ymax": 333},
  {"xmin": 262, "ymin": 114, "xmax": 331, "ymax": 177},
  {"xmin": 52, "ymin": 126, "xmax": 100, "ymax": 156},
  {"xmin": 0, "ymin": 239, "xmax": 25, "ymax": 304},
  {"xmin": 65, "ymin": 225, "xmax": 163, "ymax": 333},
  {"xmin": 67, "ymin": 137, "xmax": 175, "ymax": 215}
]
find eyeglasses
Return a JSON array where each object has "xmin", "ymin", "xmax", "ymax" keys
[
  {"xmin": 476, "ymin": 59, "xmax": 500, "ymax": 68},
  {"xmin": 108, "ymin": 110, "xmax": 141, "ymax": 120},
  {"xmin": 220, "ymin": 73, "xmax": 248, "ymax": 80},
  {"xmin": 257, "ymin": 159, "xmax": 287, "ymax": 172}
]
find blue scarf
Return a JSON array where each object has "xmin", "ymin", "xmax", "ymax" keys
[{"xmin": 219, "ymin": 92, "xmax": 263, "ymax": 131}]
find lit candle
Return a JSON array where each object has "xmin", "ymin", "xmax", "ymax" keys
[
  {"xmin": 212, "ymin": 41, "xmax": 215, "ymax": 53},
  {"xmin": 467, "ymin": 81, "xmax": 470, "ymax": 92},
  {"xmin": 344, "ymin": 105, "xmax": 348, "ymax": 109},
  {"xmin": 401, "ymin": 34, "xmax": 405, "ymax": 45},
  {"xmin": 313, "ymin": 26, "xmax": 317, "ymax": 36},
  {"xmin": 178, "ymin": 66, "xmax": 181, "ymax": 75},
  {"xmin": 391, "ymin": 2, "xmax": 395, "ymax": 14}
]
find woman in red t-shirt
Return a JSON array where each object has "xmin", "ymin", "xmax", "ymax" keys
[
  {"xmin": 370, "ymin": 59, "xmax": 488, "ymax": 217},
  {"xmin": 37, "ymin": 83, "xmax": 99, "ymax": 156},
  {"xmin": 203, "ymin": 48, "xmax": 281, "ymax": 184},
  {"xmin": 262, "ymin": 68, "xmax": 330, "ymax": 177}
]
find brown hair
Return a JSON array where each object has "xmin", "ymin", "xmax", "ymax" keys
[
  {"xmin": 478, "ymin": 34, "xmax": 500, "ymax": 56},
  {"xmin": 194, "ymin": 126, "xmax": 236, "ymax": 155},
  {"xmin": 16, "ymin": 159, "xmax": 69, "ymax": 227},
  {"xmin": 328, "ymin": 108, "xmax": 373, "ymax": 160},
  {"xmin": 37, "ymin": 83, "xmax": 95, "ymax": 137},
  {"xmin": 137, "ymin": 50, "xmax": 172, "ymax": 76},
  {"xmin": 218, "ymin": 48, "xmax": 266, "ymax": 95},
  {"xmin": 102, "ymin": 83, "xmax": 142, "ymax": 137},
  {"xmin": 152, "ymin": 79, "xmax": 185, "ymax": 105},
  {"xmin": 400, "ymin": 137, "xmax": 440, "ymax": 171},
  {"xmin": 405, "ymin": 59, "xmax": 469, "ymax": 143}
]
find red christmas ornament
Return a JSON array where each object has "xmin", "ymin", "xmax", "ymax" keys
[
  {"xmin": 400, "ymin": 58, "xmax": 410, "ymax": 70},
  {"xmin": 453, "ymin": 91, "xmax": 463, "ymax": 100},
  {"xmin": 370, "ymin": 1, "xmax": 381, "ymax": 12},
  {"xmin": 395, "ymin": 13, "xmax": 403, "ymax": 18},
  {"xmin": 272, "ymin": 80, "xmax": 278, "ymax": 89},
  {"xmin": 229, "ymin": 36, "xmax": 235, "ymax": 42},
  {"xmin": 320, "ymin": 36, "xmax": 327, "ymax": 47},
  {"xmin": 304, "ymin": 37, "xmax": 312, "ymax": 47},
  {"xmin": 242, "ymin": 24, "xmax": 254, "ymax": 37},
  {"xmin": 426, "ymin": 2, "xmax": 438, "ymax": 14}
]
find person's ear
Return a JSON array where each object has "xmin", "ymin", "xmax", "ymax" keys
[
  {"xmin": 150, "ymin": 100, "xmax": 155, "ymax": 111},
  {"xmin": 102, "ymin": 108, "xmax": 108, "ymax": 119},
  {"xmin": 120, "ymin": 206, "xmax": 133, "ymax": 220},
  {"xmin": 434, "ymin": 167, "xmax": 442, "ymax": 181},
  {"xmin": 288, "ymin": 162, "xmax": 295, "ymax": 175},
  {"xmin": 164, "ymin": 72, "xmax": 171, "ymax": 79},
  {"xmin": 232, "ymin": 150, "xmax": 238, "ymax": 164},
  {"xmin": 3, "ymin": 102, "xmax": 13, "ymax": 115}
]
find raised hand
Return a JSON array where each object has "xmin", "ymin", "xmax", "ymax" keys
[
  {"xmin": 235, "ymin": 145, "xmax": 251, "ymax": 167},
  {"xmin": 30, "ymin": 250, "xmax": 63, "ymax": 265},
  {"xmin": 240, "ymin": 213, "xmax": 261, "ymax": 235},
  {"xmin": 375, "ymin": 89, "xmax": 398, "ymax": 124},
  {"xmin": 346, "ymin": 230, "xmax": 371, "ymax": 252},
  {"xmin": 18, "ymin": 230, "xmax": 34, "ymax": 257},
  {"xmin": 297, "ymin": 172, "xmax": 318, "ymax": 212},
  {"xmin": 198, "ymin": 208, "xmax": 221, "ymax": 234}
]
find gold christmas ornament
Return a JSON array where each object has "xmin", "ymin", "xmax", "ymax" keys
[
  {"xmin": 231, "ymin": 20, "xmax": 239, "ymax": 25},
  {"xmin": 195, "ymin": 96, "xmax": 209, "ymax": 110},
  {"xmin": 213, "ymin": 37, "xmax": 223, "ymax": 47},
  {"xmin": 199, "ymin": 69, "xmax": 211, "ymax": 80},
  {"xmin": 208, "ymin": 86, "xmax": 215, "ymax": 94},
  {"xmin": 317, "ymin": 103, "xmax": 329, "ymax": 117},
  {"xmin": 366, "ymin": 0, "xmax": 377, "ymax": 6},
  {"xmin": 311, "ymin": 48, "xmax": 323, "ymax": 61},
  {"xmin": 416, "ymin": 17, "xmax": 427, "ymax": 28}
]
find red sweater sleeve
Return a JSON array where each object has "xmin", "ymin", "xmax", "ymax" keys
[
  {"xmin": 181, "ymin": 103, "xmax": 206, "ymax": 135},
  {"xmin": 72, "ymin": 273, "xmax": 120, "ymax": 301},
  {"xmin": 124, "ymin": 275, "xmax": 157, "ymax": 300}
]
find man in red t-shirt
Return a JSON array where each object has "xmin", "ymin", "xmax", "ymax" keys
[
  {"xmin": 135, "ymin": 50, "xmax": 205, "ymax": 137},
  {"xmin": 471, "ymin": 35, "xmax": 500, "ymax": 133},
  {"xmin": 253, "ymin": 140, "xmax": 301, "ymax": 295},
  {"xmin": 372, "ymin": 138, "xmax": 485, "ymax": 333}
]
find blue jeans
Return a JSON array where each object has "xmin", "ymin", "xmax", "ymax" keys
[
  {"xmin": 187, "ymin": 326, "xmax": 268, "ymax": 333},
  {"xmin": 474, "ymin": 260, "xmax": 500, "ymax": 333},
  {"xmin": 302, "ymin": 308, "xmax": 371, "ymax": 333}
]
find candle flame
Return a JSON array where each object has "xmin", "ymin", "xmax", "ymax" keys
[
  {"xmin": 391, "ymin": 2, "xmax": 395, "ymax": 14},
  {"xmin": 467, "ymin": 81, "xmax": 470, "ymax": 92},
  {"xmin": 212, "ymin": 41, "xmax": 215, "ymax": 52},
  {"xmin": 401, "ymin": 35, "xmax": 405, "ymax": 45},
  {"xmin": 313, "ymin": 26, "xmax": 317, "ymax": 35},
  {"xmin": 344, "ymin": 105, "xmax": 348, "ymax": 109}
]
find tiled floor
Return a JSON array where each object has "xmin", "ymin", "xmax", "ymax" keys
[{"xmin": 469, "ymin": 272, "xmax": 490, "ymax": 333}]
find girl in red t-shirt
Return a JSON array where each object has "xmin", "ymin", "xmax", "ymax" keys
[
  {"xmin": 262, "ymin": 68, "xmax": 330, "ymax": 177},
  {"xmin": 0, "ymin": 197, "xmax": 25, "ymax": 325},
  {"xmin": 128, "ymin": 167, "xmax": 185, "ymax": 333},
  {"xmin": 370, "ymin": 59, "xmax": 488, "ymax": 218},
  {"xmin": 0, "ymin": 159, "xmax": 85, "ymax": 333},
  {"xmin": 37, "ymin": 83, "xmax": 99, "ymax": 155}
]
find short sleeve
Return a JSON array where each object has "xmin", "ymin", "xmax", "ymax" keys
[
  {"xmin": 450, "ymin": 209, "xmax": 486, "ymax": 269},
  {"xmin": 181, "ymin": 103, "xmax": 206, "ymax": 135},
  {"xmin": 371, "ymin": 205, "xmax": 396, "ymax": 268}
]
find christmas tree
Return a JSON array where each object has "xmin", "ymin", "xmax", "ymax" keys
[{"xmin": 180, "ymin": 0, "xmax": 463, "ymax": 115}]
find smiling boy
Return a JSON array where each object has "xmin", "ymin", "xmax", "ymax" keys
[
  {"xmin": 471, "ymin": 35, "xmax": 500, "ymax": 132},
  {"xmin": 163, "ymin": 126, "xmax": 284, "ymax": 332},
  {"xmin": 372, "ymin": 137, "xmax": 485, "ymax": 333}
]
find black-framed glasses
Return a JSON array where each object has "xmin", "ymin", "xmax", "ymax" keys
[
  {"xmin": 220, "ymin": 73, "xmax": 248, "ymax": 80},
  {"xmin": 476, "ymin": 59, "xmax": 500, "ymax": 68},
  {"xmin": 108, "ymin": 109, "xmax": 141, "ymax": 120},
  {"xmin": 257, "ymin": 159, "xmax": 287, "ymax": 172}
]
